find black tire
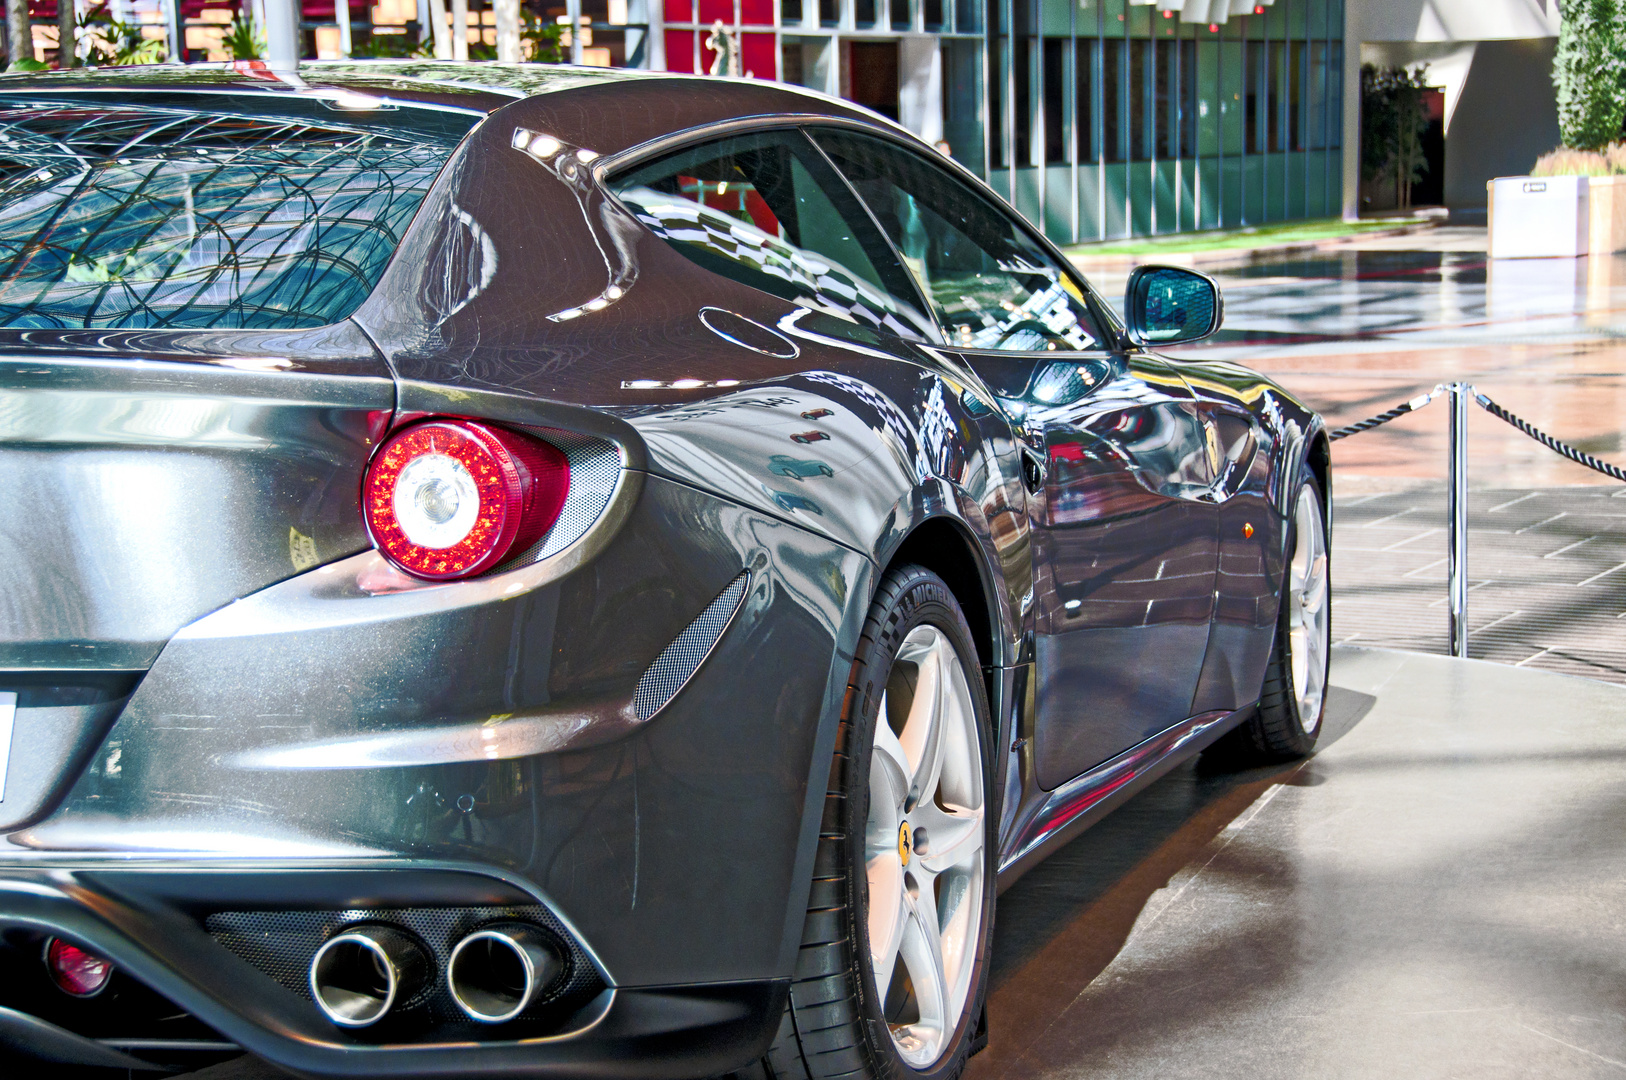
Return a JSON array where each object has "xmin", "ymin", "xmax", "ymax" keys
[
  {"xmin": 764, "ymin": 565, "xmax": 997, "ymax": 1080},
  {"xmin": 1219, "ymin": 473, "xmax": 1330, "ymax": 763}
]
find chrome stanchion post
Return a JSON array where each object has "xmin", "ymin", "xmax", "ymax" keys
[{"xmin": 1447, "ymin": 382, "xmax": 1469, "ymax": 658}]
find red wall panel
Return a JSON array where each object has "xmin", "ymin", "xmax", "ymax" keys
[
  {"xmin": 697, "ymin": 0, "xmax": 732, "ymax": 25},
  {"xmin": 740, "ymin": 32, "xmax": 776, "ymax": 79},
  {"xmin": 664, "ymin": 29, "xmax": 695, "ymax": 71}
]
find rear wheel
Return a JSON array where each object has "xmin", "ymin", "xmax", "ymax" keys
[
  {"xmin": 1224, "ymin": 475, "xmax": 1330, "ymax": 762},
  {"xmin": 765, "ymin": 565, "xmax": 995, "ymax": 1080}
]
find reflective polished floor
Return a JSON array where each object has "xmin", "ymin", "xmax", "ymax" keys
[
  {"xmin": 1153, "ymin": 234, "xmax": 1626, "ymax": 684},
  {"xmin": 971, "ymin": 645, "xmax": 1626, "ymax": 1079}
]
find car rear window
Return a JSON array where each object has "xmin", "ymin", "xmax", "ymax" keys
[{"xmin": 0, "ymin": 101, "xmax": 472, "ymax": 330}]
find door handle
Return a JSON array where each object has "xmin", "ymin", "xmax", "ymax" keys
[{"xmin": 1020, "ymin": 446, "xmax": 1046, "ymax": 494}]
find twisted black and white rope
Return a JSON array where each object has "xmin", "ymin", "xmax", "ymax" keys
[
  {"xmin": 1473, "ymin": 391, "xmax": 1626, "ymax": 484},
  {"xmin": 1328, "ymin": 385, "xmax": 1444, "ymax": 441}
]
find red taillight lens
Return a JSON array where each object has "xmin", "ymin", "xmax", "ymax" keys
[
  {"xmin": 364, "ymin": 420, "xmax": 570, "ymax": 580},
  {"xmin": 46, "ymin": 938, "xmax": 113, "ymax": 997}
]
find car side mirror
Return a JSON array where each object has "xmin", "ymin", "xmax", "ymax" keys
[{"xmin": 1124, "ymin": 265, "xmax": 1224, "ymax": 347}]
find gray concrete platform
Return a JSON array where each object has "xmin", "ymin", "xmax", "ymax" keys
[{"xmin": 971, "ymin": 646, "xmax": 1626, "ymax": 1080}]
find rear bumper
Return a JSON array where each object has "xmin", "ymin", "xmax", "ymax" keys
[
  {"xmin": 0, "ymin": 448, "xmax": 870, "ymax": 1076},
  {"xmin": 10, "ymin": 472, "xmax": 870, "ymax": 993},
  {"xmin": 0, "ymin": 863, "xmax": 785, "ymax": 1078}
]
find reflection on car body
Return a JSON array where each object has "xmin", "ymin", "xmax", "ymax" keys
[{"xmin": 768, "ymin": 454, "xmax": 834, "ymax": 480}]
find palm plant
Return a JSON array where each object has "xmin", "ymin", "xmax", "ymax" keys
[
  {"xmin": 220, "ymin": 9, "xmax": 265, "ymax": 61},
  {"xmin": 1361, "ymin": 63, "xmax": 1432, "ymax": 210},
  {"xmin": 76, "ymin": 3, "xmax": 168, "ymax": 66}
]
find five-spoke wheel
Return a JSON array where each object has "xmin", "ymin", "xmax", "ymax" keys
[{"xmin": 865, "ymin": 624, "xmax": 985, "ymax": 1067}]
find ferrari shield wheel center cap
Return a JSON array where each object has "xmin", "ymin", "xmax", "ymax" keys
[{"xmin": 898, "ymin": 822, "xmax": 911, "ymax": 865}]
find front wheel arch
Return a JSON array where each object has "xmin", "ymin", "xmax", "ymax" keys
[
  {"xmin": 879, "ymin": 516, "xmax": 1001, "ymax": 676},
  {"xmin": 1306, "ymin": 429, "xmax": 1332, "ymax": 534}
]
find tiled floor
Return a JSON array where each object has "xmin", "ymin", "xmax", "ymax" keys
[{"xmin": 1331, "ymin": 485, "xmax": 1626, "ymax": 683}]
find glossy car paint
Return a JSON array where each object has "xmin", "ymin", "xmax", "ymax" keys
[{"xmin": 0, "ymin": 63, "xmax": 1327, "ymax": 1076}]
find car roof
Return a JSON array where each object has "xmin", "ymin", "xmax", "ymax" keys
[
  {"xmin": 0, "ymin": 61, "xmax": 862, "ymax": 122},
  {"xmin": 0, "ymin": 61, "xmax": 642, "ymax": 114},
  {"xmin": 0, "ymin": 61, "xmax": 905, "ymax": 161}
]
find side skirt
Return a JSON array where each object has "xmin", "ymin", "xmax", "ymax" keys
[{"xmin": 994, "ymin": 705, "xmax": 1254, "ymax": 892}]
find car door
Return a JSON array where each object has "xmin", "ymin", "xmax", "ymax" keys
[{"xmin": 810, "ymin": 128, "xmax": 1221, "ymax": 788}]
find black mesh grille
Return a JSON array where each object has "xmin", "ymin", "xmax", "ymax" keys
[
  {"xmin": 632, "ymin": 574, "xmax": 748, "ymax": 721},
  {"xmin": 205, "ymin": 904, "xmax": 604, "ymax": 1032},
  {"xmin": 497, "ymin": 429, "xmax": 622, "ymax": 571}
]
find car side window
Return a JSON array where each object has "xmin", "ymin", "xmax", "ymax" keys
[
  {"xmin": 811, "ymin": 129, "xmax": 1105, "ymax": 353},
  {"xmin": 607, "ymin": 129, "xmax": 936, "ymax": 341}
]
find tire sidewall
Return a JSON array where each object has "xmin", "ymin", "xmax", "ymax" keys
[{"xmin": 844, "ymin": 568, "xmax": 996, "ymax": 1080}]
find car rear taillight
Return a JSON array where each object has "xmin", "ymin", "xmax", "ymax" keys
[
  {"xmin": 364, "ymin": 420, "xmax": 570, "ymax": 580},
  {"xmin": 45, "ymin": 938, "xmax": 113, "ymax": 997}
]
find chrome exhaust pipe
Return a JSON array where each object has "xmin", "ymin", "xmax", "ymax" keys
[
  {"xmin": 447, "ymin": 924, "xmax": 563, "ymax": 1024},
  {"xmin": 308, "ymin": 925, "xmax": 428, "ymax": 1028}
]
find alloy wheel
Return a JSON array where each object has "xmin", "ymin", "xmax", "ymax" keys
[
  {"xmin": 1288, "ymin": 486, "xmax": 1330, "ymax": 731},
  {"xmin": 864, "ymin": 624, "xmax": 985, "ymax": 1068}
]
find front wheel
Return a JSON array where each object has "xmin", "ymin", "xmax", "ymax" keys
[
  {"xmin": 1225, "ymin": 475, "xmax": 1330, "ymax": 761},
  {"xmin": 765, "ymin": 565, "xmax": 996, "ymax": 1080}
]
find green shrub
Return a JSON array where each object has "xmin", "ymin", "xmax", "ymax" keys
[
  {"xmin": 1553, "ymin": 0, "xmax": 1626, "ymax": 151},
  {"xmin": 88, "ymin": 19, "xmax": 167, "ymax": 65}
]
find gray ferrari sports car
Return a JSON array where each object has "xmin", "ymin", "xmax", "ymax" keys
[{"xmin": 0, "ymin": 61, "xmax": 1331, "ymax": 1080}]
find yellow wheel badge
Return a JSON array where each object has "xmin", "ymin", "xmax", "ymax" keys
[{"xmin": 898, "ymin": 822, "xmax": 911, "ymax": 866}]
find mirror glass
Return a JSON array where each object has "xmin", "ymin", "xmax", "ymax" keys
[{"xmin": 1134, "ymin": 268, "xmax": 1217, "ymax": 343}]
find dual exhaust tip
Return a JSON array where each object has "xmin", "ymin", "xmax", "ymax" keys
[{"xmin": 309, "ymin": 923, "xmax": 562, "ymax": 1028}]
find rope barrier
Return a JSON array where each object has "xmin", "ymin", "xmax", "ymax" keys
[
  {"xmin": 1325, "ymin": 380, "xmax": 1626, "ymax": 659},
  {"xmin": 1472, "ymin": 390, "xmax": 1626, "ymax": 484},
  {"xmin": 1327, "ymin": 385, "xmax": 1445, "ymax": 441},
  {"xmin": 1327, "ymin": 382, "xmax": 1626, "ymax": 482}
]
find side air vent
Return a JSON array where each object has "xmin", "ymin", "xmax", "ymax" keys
[{"xmin": 632, "ymin": 574, "xmax": 749, "ymax": 721}]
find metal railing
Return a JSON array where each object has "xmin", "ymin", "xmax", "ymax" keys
[{"xmin": 1329, "ymin": 382, "xmax": 1626, "ymax": 658}]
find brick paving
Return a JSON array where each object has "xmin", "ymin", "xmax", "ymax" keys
[{"xmin": 1332, "ymin": 484, "xmax": 1626, "ymax": 684}]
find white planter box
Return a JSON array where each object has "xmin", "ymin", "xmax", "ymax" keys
[{"xmin": 1489, "ymin": 175, "xmax": 1589, "ymax": 258}]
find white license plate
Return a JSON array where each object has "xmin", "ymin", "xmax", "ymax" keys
[{"xmin": 0, "ymin": 692, "xmax": 16, "ymax": 802}]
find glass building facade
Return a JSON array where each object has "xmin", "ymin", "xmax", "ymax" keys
[
  {"xmin": 661, "ymin": 0, "xmax": 1345, "ymax": 243},
  {"xmin": 63, "ymin": 0, "xmax": 1341, "ymax": 244}
]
